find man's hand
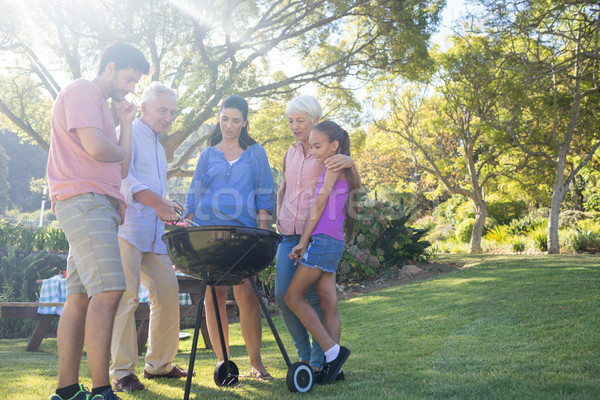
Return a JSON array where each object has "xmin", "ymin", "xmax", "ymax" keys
[
  {"xmin": 154, "ymin": 199, "xmax": 183, "ymax": 223},
  {"xmin": 115, "ymin": 99, "xmax": 137, "ymax": 124}
]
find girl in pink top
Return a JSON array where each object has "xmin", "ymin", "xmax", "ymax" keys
[{"xmin": 285, "ymin": 121, "xmax": 360, "ymax": 386}]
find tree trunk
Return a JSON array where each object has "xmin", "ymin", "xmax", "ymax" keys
[
  {"xmin": 548, "ymin": 179, "xmax": 567, "ymax": 254},
  {"xmin": 470, "ymin": 200, "xmax": 488, "ymax": 254}
]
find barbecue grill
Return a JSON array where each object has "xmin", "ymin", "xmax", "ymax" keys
[{"xmin": 163, "ymin": 225, "xmax": 314, "ymax": 398}]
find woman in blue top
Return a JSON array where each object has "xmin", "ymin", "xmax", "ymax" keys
[{"xmin": 185, "ymin": 95, "xmax": 275, "ymax": 380}]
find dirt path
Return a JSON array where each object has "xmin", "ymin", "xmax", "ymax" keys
[{"xmin": 336, "ymin": 261, "xmax": 462, "ymax": 300}]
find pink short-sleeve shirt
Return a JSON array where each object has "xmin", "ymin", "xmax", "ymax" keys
[
  {"xmin": 46, "ymin": 78, "xmax": 126, "ymax": 221},
  {"xmin": 277, "ymin": 142, "xmax": 325, "ymax": 235}
]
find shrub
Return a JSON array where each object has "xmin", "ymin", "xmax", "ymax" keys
[
  {"xmin": 570, "ymin": 228, "xmax": 600, "ymax": 253},
  {"xmin": 576, "ymin": 218, "xmax": 600, "ymax": 232},
  {"xmin": 413, "ymin": 215, "xmax": 436, "ymax": 231},
  {"xmin": 487, "ymin": 200, "xmax": 528, "ymax": 226},
  {"xmin": 559, "ymin": 210, "xmax": 588, "ymax": 228},
  {"xmin": 485, "ymin": 225, "xmax": 508, "ymax": 243},
  {"xmin": 434, "ymin": 195, "xmax": 470, "ymax": 227},
  {"xmin": 455, "ymin": 218, "xmax": 475, "ymax": 243},
  {"xmin": 508, "ymin": 214, "xmax": 545, "ymax": 236},
  {"xmin": 529, "ymin": 223, "xmax": 548, "ymax": 252},
  {"xmin": 509, "ymin": 236, "xmax": 526, "ymax": 253},
  {"xmin": 339, "ymin": 198, "xmax": 431, "ymax": 281},
  {"xmin": 0, "ymin": 247, "xmax": 62, "ymax": 338},
  {"xmin": 0, "ymin": 220, "xmax": 31, "ymax": 250},
  {"xmin": 45, "ymin": 226, "xmax": 69, "ymax": 252}
]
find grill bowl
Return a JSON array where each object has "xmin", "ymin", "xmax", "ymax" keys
[{"xmin": 163, "ymin": 225, "xmax": 282, "ymax": 285}]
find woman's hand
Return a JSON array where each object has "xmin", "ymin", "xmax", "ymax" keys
[
  {"xmin": 288, "ymin": 243, "xmax": 307, "ymax": 266},
  {"xmin": 184, "ymin": 213, "xmax": 195, "ymax": 227},
  {"xmin": 324, "ymin": 154, "xmax": 354, "ymax": 172}
]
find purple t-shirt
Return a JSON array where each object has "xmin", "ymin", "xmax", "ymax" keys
[{"xmin": 311, "ymin": 172, "xmax": 349, "ymax": 241}]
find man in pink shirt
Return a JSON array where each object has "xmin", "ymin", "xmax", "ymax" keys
[{"xmin": 46, "ymin": 41, "xmax": 149, "ymax": 400}]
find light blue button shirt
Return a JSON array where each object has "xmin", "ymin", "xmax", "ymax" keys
[{"xmin": 118, "ymin": 118, "xmax": 168, "ymax": 254}]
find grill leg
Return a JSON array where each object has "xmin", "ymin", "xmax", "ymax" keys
[
  {"xmin": 211, "ymin": 285, "xmax": 231, "ymax": 373},
  {"xmin": 184, "ymin": 275, "xmax": 207, "ymax": 400},
  {"xmin": 248, "ymin": 275, "xmax": 292, "ymax": 367}
]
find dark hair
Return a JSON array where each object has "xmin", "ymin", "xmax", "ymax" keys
[
  {"xmin": 312, "ymin": 121, "xmax": 360, "ymax": 241},
  {"xmin": 98, "ymin": 41, "xmax": 150, "ymax": 75},
  {"xmin": 207, "ymin": 95, "xmax": 257, "ymax": 149}
]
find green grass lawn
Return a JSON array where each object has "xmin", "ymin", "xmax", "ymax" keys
[{"xmin": 2, "ymin": 254, "xmax": 599, "ymax": 399}]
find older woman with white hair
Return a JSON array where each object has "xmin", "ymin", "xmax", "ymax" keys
[{"xmin": 275, "ymin": 95, "xmax": 357, "ymax": 381}]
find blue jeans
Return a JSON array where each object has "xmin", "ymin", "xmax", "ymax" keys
[{"xmin": 275, "ymin": 235, "xmax": 324, "ymax": 367}]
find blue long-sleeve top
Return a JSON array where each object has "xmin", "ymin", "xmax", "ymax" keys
[{"xmin": 185, "ymin": 144, "xmax": 275, "ymax": 228}]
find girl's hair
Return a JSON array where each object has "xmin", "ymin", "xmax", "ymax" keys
[
  {"xmin": 207, "ymin": 95, "xmax": 257, "ymax": 149},
  {"xmin": 285, "ymin": 95, "xmax": 322, "ymax": 124},
  {"xmin": 312, "ymin": 121, "xmax": 360, "ymax": 241}
]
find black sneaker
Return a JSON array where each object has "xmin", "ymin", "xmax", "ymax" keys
[
  {"xmin": 47, "ymin": 384, "xmax": 90, "ymax": 400},
  {"xmin": 320, "ymin": 346, "xmax": 350, "ymax": 385},
  {"xmin": 314, "ymin": 368, "xmax": 345, "ymax": 385}
]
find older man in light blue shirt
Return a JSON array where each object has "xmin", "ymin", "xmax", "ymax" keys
[{"xmin": 110, "ymin": 82, "xmax": 190, "ymax": 392}]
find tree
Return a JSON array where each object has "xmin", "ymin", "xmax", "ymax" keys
[
  {"xmin": 0, "ymin": 0, "xmax": 444, "ymax": 179},
  {"xmin": 0, "ymin": 142, "xmax": 8, "ymax": 215},
  {"xmin": 373, "ymin": 34, "xmax": 525, "ymax": 253},
  {"xmin": 0, "ymin": 130, "xmax": 47, "ymax": 213},
  {"xmin": 478, "ymin": 0, "xmax": 600, "ymax": 253}
]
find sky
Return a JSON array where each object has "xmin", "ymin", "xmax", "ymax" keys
[{"xmin": 432, "ymin": 0, "xmax": 467, "ymax": 47}]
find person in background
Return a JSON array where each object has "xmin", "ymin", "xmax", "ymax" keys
[
  {"xmin": 185, "ymin": 95, "xmax": 275, "ymax": 381},
  {"xmin": 110, "ymin": 82, "xmax": 192, "ymax": 392},
  {"xmin": 286, "ymin": 120, "xmax": 361, "ymax": 385},
  {"xmin": 275, "ymin": 95, "xmax": 356, "ymax": 380},
  {"xmin": 46, "ymin": 41, "xmax": 149, "ymax": 400}
]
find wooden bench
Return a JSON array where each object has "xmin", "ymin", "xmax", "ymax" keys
[
  {"xmin": 0, "ymin": 302, "xmax": 65, "ymax": 351},
  {"xmin": 0, "ymin": 299, "xmax": 238, "ymax": 354},
  {"xmin": 0, "ymin": 302, "xmax": 161, "ymax": 352}
]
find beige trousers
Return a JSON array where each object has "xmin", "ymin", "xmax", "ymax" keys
[{"xmin": 110, "ymin": 238, "xmax": 180, "ymax": 379}]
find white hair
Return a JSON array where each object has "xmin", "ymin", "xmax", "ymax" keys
[
  {"xmin": 141, "ymin": 81, "xmax": 177, "ymax": 104},
  {"xmin": 285, "ymin": 95, "xmax": 322, "ymax": 123}
]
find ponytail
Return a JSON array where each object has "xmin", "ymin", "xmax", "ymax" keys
[{"xmin": 312, "ymin": 121, "xmax": 361, "ymax": 241}]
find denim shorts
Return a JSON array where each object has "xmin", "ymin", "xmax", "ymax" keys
[{"xmin": 299, "ymin": 234, "xmax": 345, "ymax": 274}]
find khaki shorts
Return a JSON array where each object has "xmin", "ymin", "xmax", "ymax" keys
[{"xmin": 55, "ymin": 192, "xmax": 126, "ymax": 297}]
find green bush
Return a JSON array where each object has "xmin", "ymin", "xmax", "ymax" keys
[
  {"xmin": 339, "ymin": 198, "xmax": 431, "ymax": 281},
  {"xmin": 508, "ymin": 212, "xmax": 549, "ymax": 236},
  {"xmin": 487, "ymin": 200, "xmax": 528, "ymax": 227},
  {"xmin": 529, "ymin": 223, "xmax": 548, "ymax": 252},
  {"xmin": 559, "ymin": 210, "xmax": 588, "ymax": 228},
  {"xmin": 485, "ymin": 225, "xmax": 508, "ymax": 243},
  {"xmin": 44, "ymin": 226, "xmax": 69, "ymax": 252},
  {"xmin": 509, "ymin": 236, "xmax": 526, "ymax": 253},
  {"xmin": 0, "ymin": 220, "xmax": 68, "ymax": 253},
  {"xmin": 434, "ymin": 195, "xmax": 470, "ymax": 227},
  {"xmin": 413, "ymin": 215, "xmax": 436, "ymax": 231},
  {"xmin": 0, "ymin": 220, "xmax": 31, "ymax": 250},
  {"xmin": 455, "ymin": 218, "xmax": 475, "ymax": 243},
  {"xmin": 570, "ymin": 228, "xmax": 600, "ymax": 253},
  {"xmin": 576, "ymin": 218, "xmax": 600, "ymax": 232},
  {"xmin": 0, "ymin": 247, "xmax": 62, "ymax": 338}
]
